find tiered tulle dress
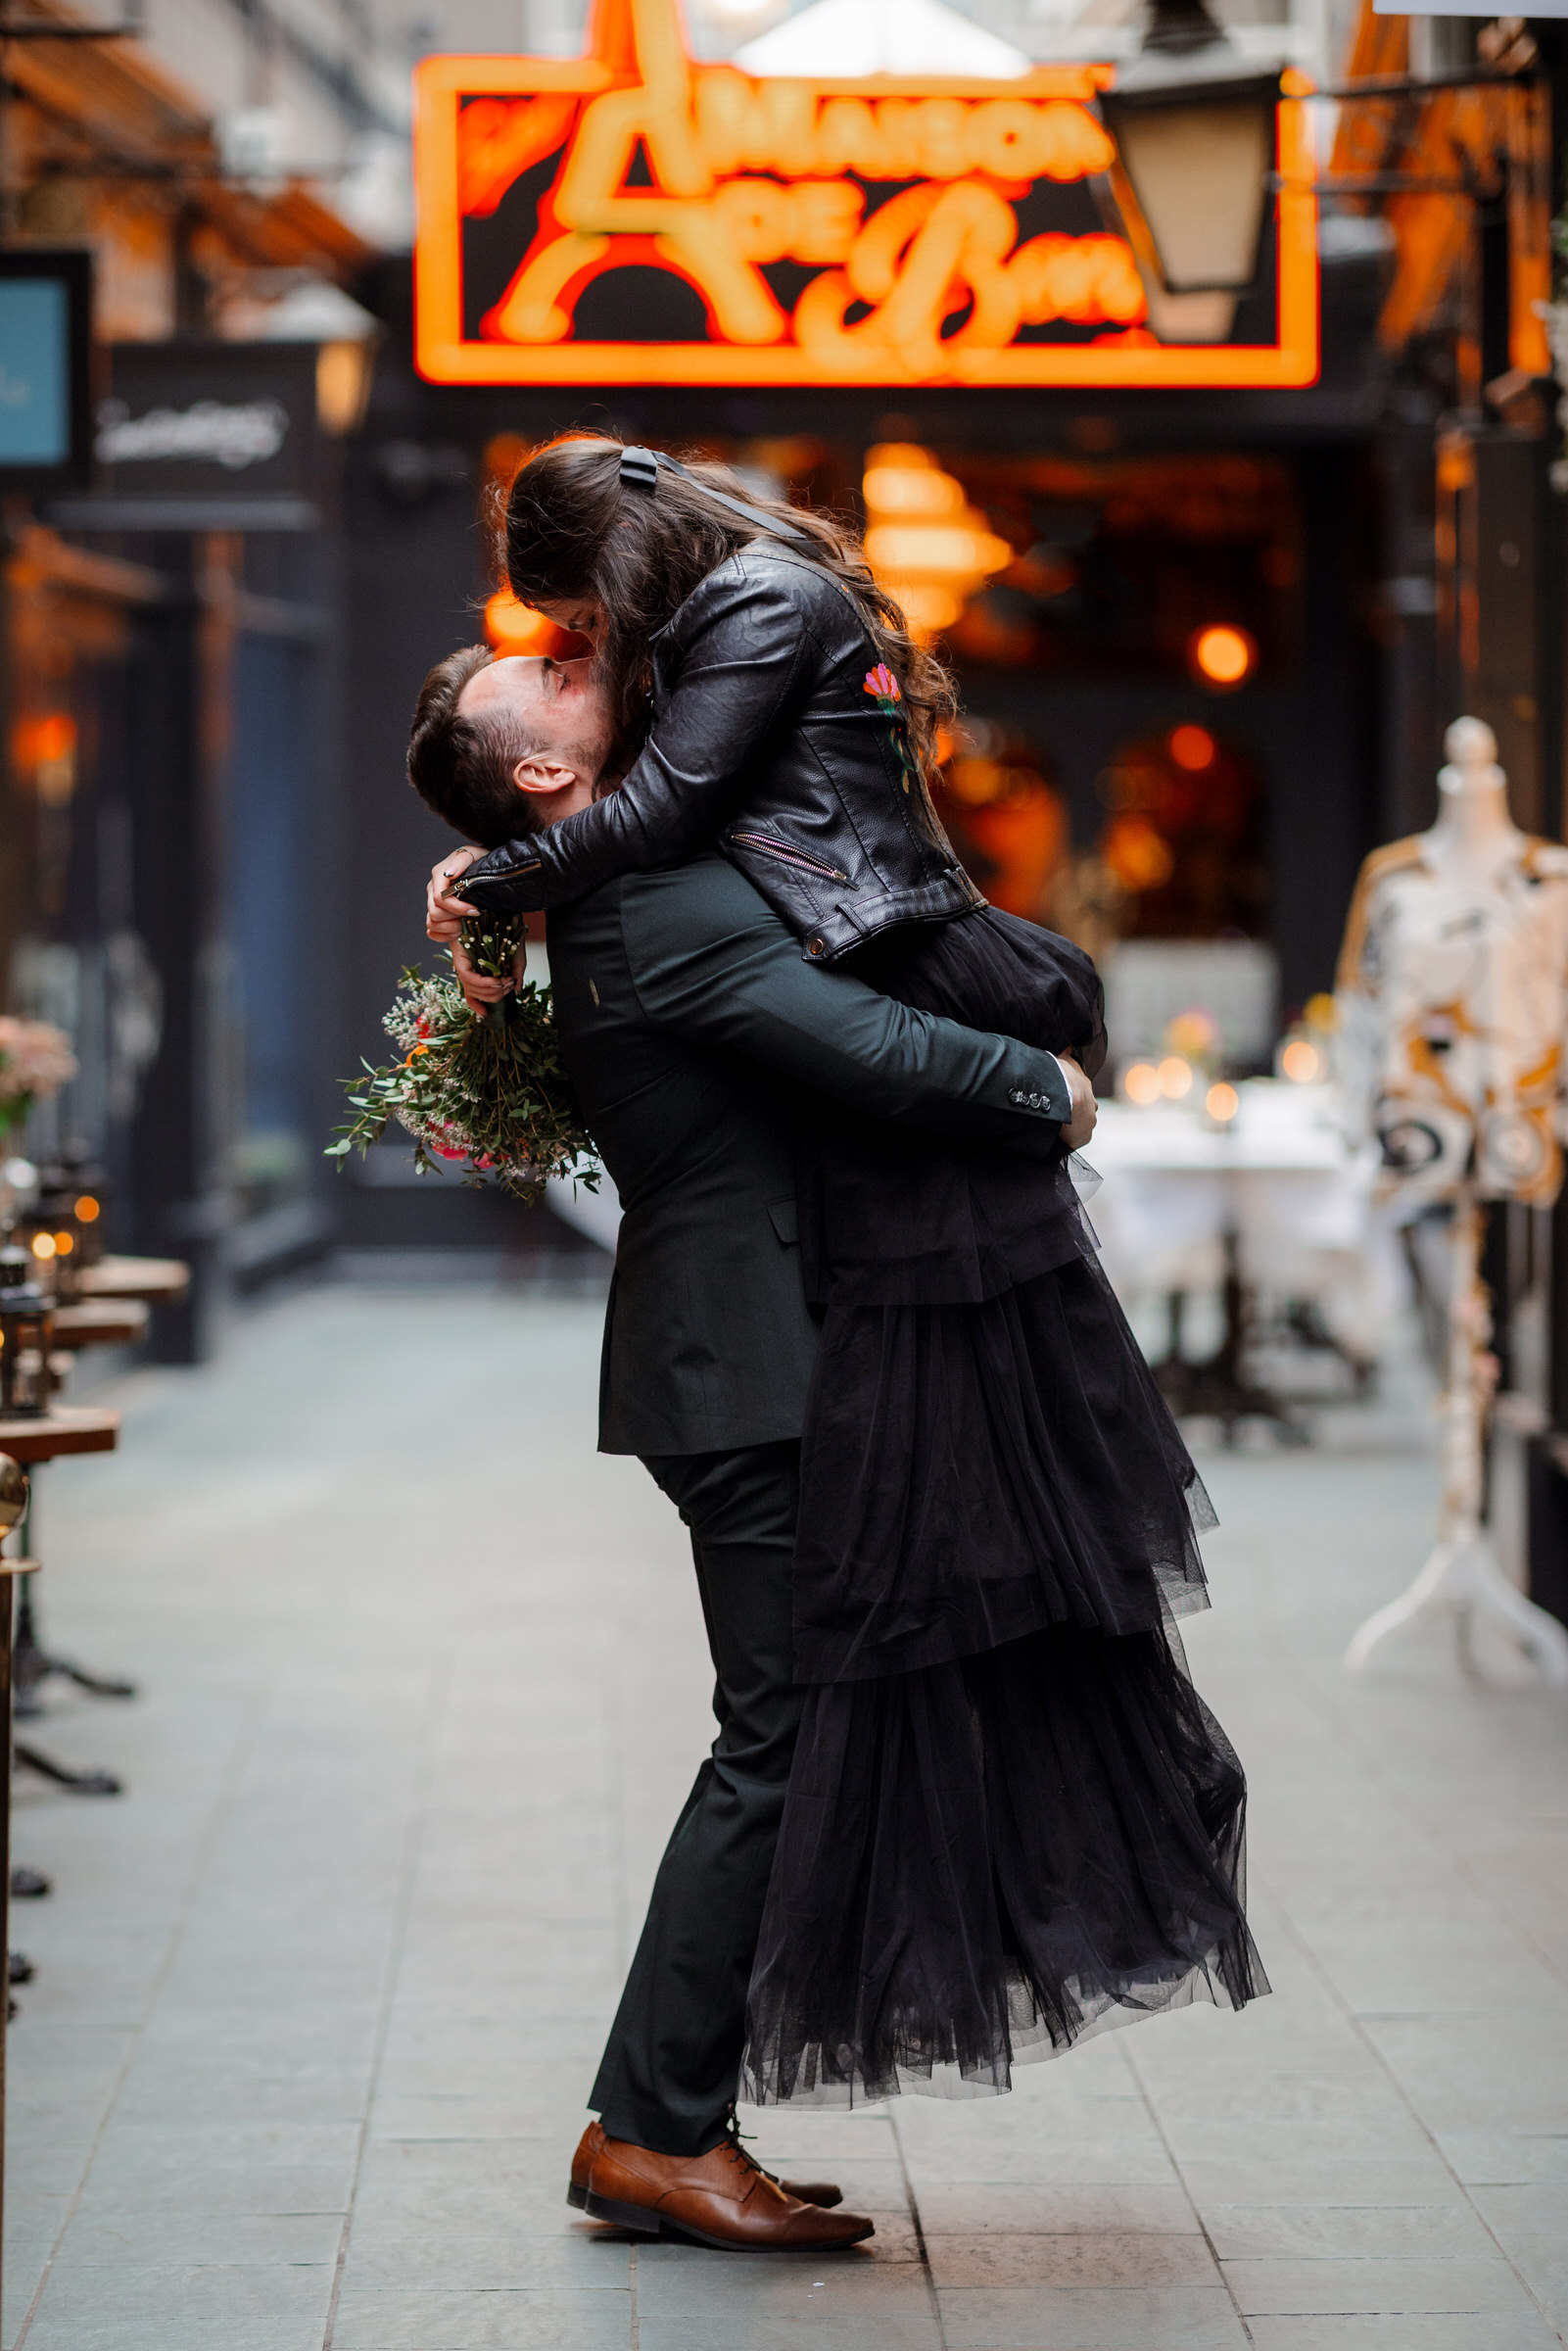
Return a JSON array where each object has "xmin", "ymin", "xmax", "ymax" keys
[{"xmin": 740, "ymin": 906, "xmax": 1268, "ymax": 2107}]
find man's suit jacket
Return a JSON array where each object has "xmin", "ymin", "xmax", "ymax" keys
[{"xmin": 546, "ymin": 853, "xmax": 1073, "ymax": 1458}]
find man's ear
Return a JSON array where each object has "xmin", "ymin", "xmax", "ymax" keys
[{"xmin": 510, "ymin": 751, "xmax": 581, "ymax": 800}]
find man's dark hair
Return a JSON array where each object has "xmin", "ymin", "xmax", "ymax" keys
[{"xmin": 406, "ymin": 645, "xmax": 548, "ymax": 844}]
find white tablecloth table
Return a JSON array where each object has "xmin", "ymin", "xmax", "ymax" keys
[{"xmin": 1085, "ymin": 1083, "xmax": 1386, "ymax": 1434}]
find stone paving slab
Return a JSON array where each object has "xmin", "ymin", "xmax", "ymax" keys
[{"xmin": 5, "ymin": 1285, "xmax": 1568, "ymax": 2351}]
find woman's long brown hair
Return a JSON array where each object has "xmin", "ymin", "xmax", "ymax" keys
[{"xmin": 494, "ymin": 432, "xmax": 955, "ymax": 778}]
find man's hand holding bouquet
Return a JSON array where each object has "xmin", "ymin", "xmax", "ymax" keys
[{"xmin": 327, "ymin": 854, "xmax": 596, "ymax": 1201}]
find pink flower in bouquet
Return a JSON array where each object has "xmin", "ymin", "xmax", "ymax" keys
[{"xmin": 0, "ymin": 1016, "xmax": 76, "ymax": 1104}]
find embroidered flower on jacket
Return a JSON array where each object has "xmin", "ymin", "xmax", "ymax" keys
[{"xmin": 863, "ymin": 664, "xmax": 916, "ymax": 792}]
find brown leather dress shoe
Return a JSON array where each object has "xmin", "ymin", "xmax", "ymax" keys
[
  {"xmin": 575, "ymin": 2128, "xmax": 873, "ymax": 2249},
  {"xmin": 567, "ymin": 2120, "xmax": 842, "ymax": 2213},
  {"xmin": 566, "ymin": 2120, "xmax": 606, "ymax": 2211}
]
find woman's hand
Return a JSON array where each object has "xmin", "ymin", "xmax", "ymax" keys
[
  {"xmin": 1058, "ymin": 1052, "xmax": 1099, "ymax": 1152},
  {"xmin": 428, "ymin": 847, "xmax": 483, "ymax": 941}
]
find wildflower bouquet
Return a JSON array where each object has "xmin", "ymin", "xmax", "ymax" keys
[
  {"xmin": 326, "ymin": 917, "xmax": 597, "ymax": 1202},
  {"xmin": 0, "ymin": 1017, "xmax": 76, "ymax": 1137}
]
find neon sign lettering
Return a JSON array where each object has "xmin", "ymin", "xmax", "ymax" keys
[{"xmin": 413, "ymin": 0, "xmax": 1318, "ymax": 389}]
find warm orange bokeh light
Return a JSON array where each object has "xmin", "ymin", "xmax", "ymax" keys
[
  {"xmin": 35, "ymin": 714, "xmax": 76, "ymax": 762},
  {"xmin": 485, "ymin": 591, "xmax": 563, "ymax": 658},
  {"xmin": 74, "ymin": 1195, "xmax": 100, "ymax": 1223},
  {"xmin": 1158, "ymin": 1056, "xmax": 1194, "ymax": 1099},
  {"xmin": 1206, "ymin": 1081, "xmax": 1240, "ymax": 1123},
  {"xmin": 53, "ymin": 1230, "xmax": 74, "ymax": 1255},
  {"xmin": 1168, "ymin": 724, "xmax": 1215, "ymax": 771},
  {"xmin": 938, "ymin": 750, "xmax": 1069, "ymax": 919},
  {"xmin": 1102, "ymin": 814, "xmax": 1175, "ymax": 892},
  {"xmin": 1191, "ymin": 626, "xmax": 1257, "ymax": 689},
  {"xmin": 1123, "ymin": 1062, "xmax": 1162, "ymax": 1106},
  {"xmin": 1280, "ymin": 1038, "xmax": 1323, "ymax": 1083},
  {"xmin": 12, "ymin": 712, "xmax": 77, "ymax": 769},
  {"xmin": 1166, "ymin": 1009, "xmax": 1218, "ymax": 1060}
]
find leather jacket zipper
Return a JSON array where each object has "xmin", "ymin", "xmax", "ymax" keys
[
  {"xmin": 456, "ymin": 859, "xmax": 539, "ymax": 892},
  {"xmin": 729, "ymin": 831, "xmax": 845, "ymax": 883}
]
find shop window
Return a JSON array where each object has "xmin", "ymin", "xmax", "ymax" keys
[{"xmin": 933, "ymin": 452, "xmax": 1299, "ymax": 682}]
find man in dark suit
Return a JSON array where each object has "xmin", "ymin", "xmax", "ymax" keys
[{"xmin": 421, "ymin": 648, "xmax": 1093, "ymax": 2252}]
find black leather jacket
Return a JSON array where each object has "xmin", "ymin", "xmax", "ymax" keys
[{"xmin": 454, "ymin": 541, "xmax": 982, "ymax": 962}]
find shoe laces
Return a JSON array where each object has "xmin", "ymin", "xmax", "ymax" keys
[{"xmin": 722, "ymin": 2111, "xmax": 784, "ymax": 2188}]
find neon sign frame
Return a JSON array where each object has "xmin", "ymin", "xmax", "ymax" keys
[{"xmin": 413, "ymin": 0, "xmax": 1318, "ymax": 391}]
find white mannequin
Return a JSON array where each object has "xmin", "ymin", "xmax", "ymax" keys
[
  {"xmin": 1424, "ymin": 716, "xmax": 1526, "ymax": 884},
  {"xmin": 1337, "ymin": 715, "xmax": 1568, "ymax": 1207},
  {"xmin": 1339, "ymin": 716, "xmax": 1568, "ymax": 1685}
]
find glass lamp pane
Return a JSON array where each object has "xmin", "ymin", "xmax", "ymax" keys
[{"xmin": 1117, "ymin": 99, "xmax": 1272, "ymax": 293}]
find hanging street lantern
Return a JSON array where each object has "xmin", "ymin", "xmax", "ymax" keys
[
  {"xmin": 1099, "ymin": 0, "xmax": 1282, "ymax": 300},
  {"xmin": 0, "ymin": 1242, "xmax": 55, "ymax": 1418}
]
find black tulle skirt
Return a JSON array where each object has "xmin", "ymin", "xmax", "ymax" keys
[{"xmin": 740, "ymin": 907, "xmax": 1268, "ymax": 2107}]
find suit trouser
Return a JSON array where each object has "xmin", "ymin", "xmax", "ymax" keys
[{"xmin": 589, "ymin": 1440, "xmax": 802, "ymax": 2159}]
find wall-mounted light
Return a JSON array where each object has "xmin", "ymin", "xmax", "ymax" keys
[
  {"xmin": 316, "ymin": 338, "xmax": 377, "ymax": 437},
  {"xmin": 13, "ymin": 712, "xmax": 77, "ymax": 807}
]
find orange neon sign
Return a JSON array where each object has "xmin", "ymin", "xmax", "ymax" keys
[{"xmin": 413, "ymin": 0, "xmax": 1318, "ymax": 390}]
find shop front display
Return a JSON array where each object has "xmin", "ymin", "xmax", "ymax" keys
[{"xmin": 8, "ymin": 344, "xmax": 350, "ymax": 1357}]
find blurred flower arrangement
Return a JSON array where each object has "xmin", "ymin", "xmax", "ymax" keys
[
  {"xmin": 0, "ymin": 1017, "xmax": 76, "ymax": 1137},
  {"xmin": 327, "ymin": 918, "xmax": 597, "ymax": 1202}
]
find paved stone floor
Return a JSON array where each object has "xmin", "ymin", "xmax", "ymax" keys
[{"xmin": 5, "ymin": 1282, "xmax": 1567, "ymax": 2351}]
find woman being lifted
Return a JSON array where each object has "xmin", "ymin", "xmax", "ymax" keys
[{"xmin": 418, "ymin": 433, "xmax": 1266, "ymax": 2225}]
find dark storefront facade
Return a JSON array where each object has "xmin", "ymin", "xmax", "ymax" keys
[{"xmin": 6, "ymin": 342, "xmax": 350, "ymax": 1357}]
